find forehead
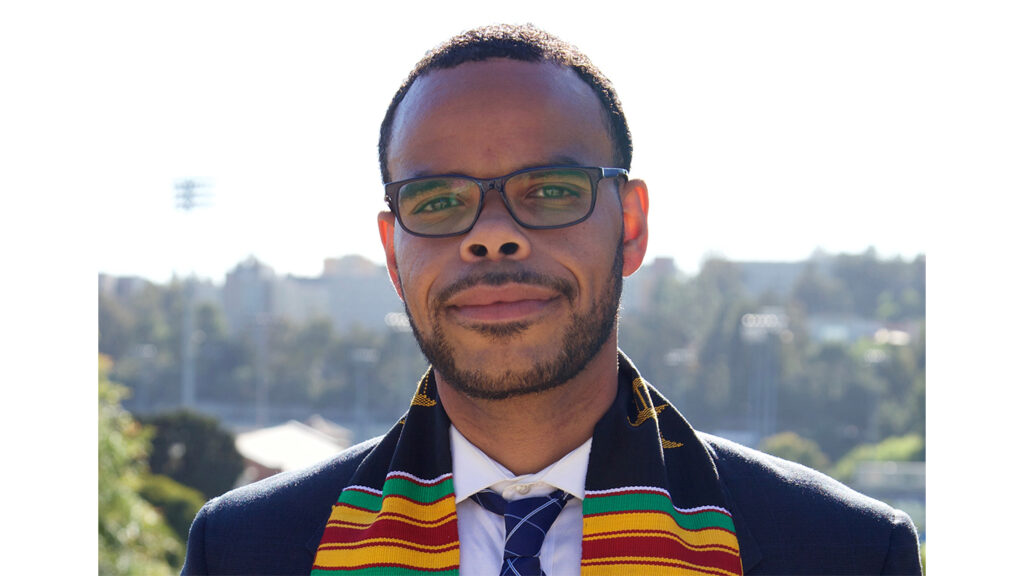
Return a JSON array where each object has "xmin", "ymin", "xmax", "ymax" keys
[{"xmin": 388, "ymin": 59, "xmax": 615, "ymax": 179}]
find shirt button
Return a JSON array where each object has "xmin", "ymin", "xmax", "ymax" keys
[{"xmin": 516, "ymin": 484, "xmax": 532, "ymax": 495}]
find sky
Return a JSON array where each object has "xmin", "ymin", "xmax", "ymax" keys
[
  {"xmin": 10, "ymin": 0, "xmax": 1002, "ymax": 284},
  {"xmin": 3, "ymin": 2, "xmax": 1023, "ymax": 571}
]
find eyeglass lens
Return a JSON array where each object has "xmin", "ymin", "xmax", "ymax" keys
[{"xmin": 395, "ymin": 167, "xmax": 594, "ymax": 236}]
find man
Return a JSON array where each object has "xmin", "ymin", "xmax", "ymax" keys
[{"xmin": 183, "ymin": 24, "xmax": 922, "ymax": 575}]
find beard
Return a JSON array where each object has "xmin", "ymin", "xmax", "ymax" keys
[{"xmin": 402, "ymin": 242, "xmax": 624, "ymax": 400}]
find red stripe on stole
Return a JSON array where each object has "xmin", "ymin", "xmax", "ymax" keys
[
  {"xmin": 313, "ymin": 561, "xmax": 457, "ymax": 573},
  {"xmin": 583, "ymin": 533, "xmax": 740, "ymax": 572},
  {"xmin": 317, "ymin": 538, "xmax": 460, "ymax": 554},
  {"xmin": 587, "ymin": 528, "xmax": 736, "ymax": 552},
  {"xmin": 327, "ymin": 507, "xmax": 457, "ymax": 529},
  {"xmin": 321, "ymin": 516, "xmax": 459, "ymax": 548},
  {"xmin": 582, "ymin": 557, "xmax": 739, "ymax": 576}
]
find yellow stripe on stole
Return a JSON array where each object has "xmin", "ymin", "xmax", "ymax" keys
[
  {"xmin": 583, "ymin": 530, "xmax": 740, "ymax": 560},
  {"xmin": 325, "ymin": 495, "xmax": 456, "ymax": 529},
  {"xmin": 583, "ymin": 513, "xmax": 741, "ymax": 552},
  {"xmin": 317, "ymin": 538, "xmax": 458, "ymax": 553},
  {"xmin": 314, "ymin": 543, "xmax": 459, "ymax": 571},
  {"xmin": 581, "ymin": 556, "xmax": 740, "ymax": 576},
  {"xmin": 324, "ymin": 504, "xmax": 379, "ymax": 527}
]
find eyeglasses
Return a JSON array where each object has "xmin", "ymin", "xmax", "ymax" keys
[{"xmin": 384, "ymin": 165, "xmax": 628, "ymax": 238}]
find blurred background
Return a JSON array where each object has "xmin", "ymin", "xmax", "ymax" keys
[
  {"xmin": 8, "ymin": 0, "xmax": 1017, "ymax": 574},
  {"xmin": 99, "ymin": 249, "xmax": 926, "ymax": 572}
]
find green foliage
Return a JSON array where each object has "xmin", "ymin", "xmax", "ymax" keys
[
  {"xmin": 99, "ymin": 293, "xmax": 135, "ymax": 359},
  {"xmin": 100, "ymin": 281, "xmax": 185, "ymax": 408},
  {"xmin": 99, "ymin": 249, "xmax": 924, "ymax": 466},
  {"xmin": 831, "ymin": 433, "xmax": 925, "ymax": 482},
  {"xmin": 98, "ymin": 356, "xmax": 182, "ymax": 576},
  {"xmin": 758, "ymin": 431, "xmax": 830, "ymax": 472},
  {"xmin": 138, "ymin": 473, "xmax": 206, "ymax": 544},
  {"xmin": 830, "ymin": 250, "xmax": 925, "ymax": 321},
  {"xmin": 141, "ymin": 410, "xmax": 244, "ymax": 500},
  {"xmin": 792, "ymin": 262, "xmax": 853, "ymax": 315},
  {"xmin": 618, "ymin": 249, "xmax": 925, "ymax": 464},
  {"xmin": 776, "ymin": 341, "xmax": 886, "ymax": 459}
]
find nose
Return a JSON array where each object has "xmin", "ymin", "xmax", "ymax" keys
[{"xmin": 459, "ymin": 190, "xmax": 532, "ymax": 261}]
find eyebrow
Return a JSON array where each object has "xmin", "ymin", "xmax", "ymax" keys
[
  {"xmin": 405, "ymin": 156, "xmax": 588, "ymax": 180},
  {"xmin": 516, "ymin": 168, "xmax": 589, "ymax": 182},
  {"xmin": 399, "ymin": 179, "xmax": 454, "ymax": 200},
  {"xmin": 546, "ymin": 155, "xmax": 586, "ymax": 167}
]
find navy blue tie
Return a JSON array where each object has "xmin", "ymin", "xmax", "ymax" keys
[{"xmin": 471, "ymin": 488, "xmax": 572, "ymax": 576}]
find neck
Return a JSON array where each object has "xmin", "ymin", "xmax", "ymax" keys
[{"xmin": 436, "ymin": 340, "xmax": 619, "ymax": 476}]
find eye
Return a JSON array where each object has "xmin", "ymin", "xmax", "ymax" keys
[
  {"xmin": 527, "ymin": 185, "xmax": 581, "ymax": 199},
  {"xmin": 412, "ymin": 195, "xmax": 465, "ymax": 214}
]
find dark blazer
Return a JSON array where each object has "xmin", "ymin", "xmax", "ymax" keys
[{"xmin": 182, "ymin": 432, "xmax": 921, "ymax": 575}]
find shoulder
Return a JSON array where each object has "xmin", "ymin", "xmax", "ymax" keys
[
  {"xmin": 700, "ymin": 432, "xmax": 895, "ymax": 522},
  {"xmin": 698, "ymin": 433, "xmax": 921, "ymax": 575},
  {"xmin": 200, "ymin": 435, "xmax": 378, "ymax": 525},
  {"xmin": 182, "ymin": 436, "xmax": 382, "ymax": 575}
]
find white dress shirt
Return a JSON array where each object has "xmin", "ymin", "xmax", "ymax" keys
[{"xmin": 450, "ymin": 426, "xmax": 592, "ymax": 576}]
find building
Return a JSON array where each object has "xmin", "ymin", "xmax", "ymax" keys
[
  {"xmin": 234, "ymin": 417, "xmax": 351, "ymax": 485},
  {"xmin": 221, "ymin": 255, "xmax": 402, "ymax": 336},
  {"xmin": 222, "ymin": 257, "xmax": 275, "ymax": 335}
]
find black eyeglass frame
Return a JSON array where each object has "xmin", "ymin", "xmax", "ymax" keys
[{"xmin": 383, "ymin": 165, "xmax": 628, "ymax": 238}]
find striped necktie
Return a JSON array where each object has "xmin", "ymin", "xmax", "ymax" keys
[{"xmin": 470, "ymin": 488, "xmax": 573, "ymax": 576}]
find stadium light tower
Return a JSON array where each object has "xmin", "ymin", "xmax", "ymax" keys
[{"xmin": 174, "ymin": 178, "xmax": 211, "ymax": 409}]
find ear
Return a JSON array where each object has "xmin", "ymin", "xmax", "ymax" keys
[
  {"xmin": 619, "ymin": 178, "xmax": 649, "ymax": 277},
  {"xmin": 377, "ymin": 211, "xmax": 404, "ymax": 301}
]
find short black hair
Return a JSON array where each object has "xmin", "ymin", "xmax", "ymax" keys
[{"xmin": 378, "ymin": 23, "xmax": 632, "ymax": 183}]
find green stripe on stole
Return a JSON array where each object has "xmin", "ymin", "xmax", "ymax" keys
[
  {"xmin": 584, "ymin": 490, "xmax": 737, "ymax": 532},
  {"xmin": 341, "ymin": 475, "xmax": 455, "ymax": 512}
]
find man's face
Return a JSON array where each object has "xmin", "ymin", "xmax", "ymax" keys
[{"xmin": 380, "ymin": 59, "xmax": 642, "ymax": 399}]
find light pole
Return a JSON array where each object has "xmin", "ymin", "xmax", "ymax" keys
[
  {"xmin": 174, "ymin": 179, "xmax": 210, "ymax": 409},
  {"xmin": 740, "ymin": 308, "xmax": 788, "ymax": 445}
]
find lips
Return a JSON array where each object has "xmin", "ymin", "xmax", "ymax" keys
[{"xmin": 444, "ymin": 284, "xmax": 562, "ymax": 323}]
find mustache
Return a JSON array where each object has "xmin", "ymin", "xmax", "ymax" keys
[{"xmin": 436, "ymin": 269, "xmax": 576, "ymax": 306}]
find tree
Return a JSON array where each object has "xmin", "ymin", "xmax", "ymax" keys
[
  {"xmin": 99, "ymin": 356, "xmax": 182, "ymax": 576},
  {"xmin": 619, "ymin": 265, "xmax": 699, "ymax": 407},
  {"xmin": 758, "ymin": 431, "xmax": 830, "ymax": 472},
  {"xmin": 99, "ymin": 293, "xmax": 135, "ymax": 359},
  {"xmin": 141, "ymin": 410, "xmax": 244, "ymax": 500},
  {"xmin": 791, "ymin": 262, "xmax": 853, "ymax": 316},
  {"xmin": 138, "ymin": 474, "xmax": 206, "ymax": 544},
  {"xmin": 830, "ymin": 433, "xmax": 925, "ymax": 483}
]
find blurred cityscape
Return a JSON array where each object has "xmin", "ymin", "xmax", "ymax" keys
[{"xmin": 99, "ymin": 248, "xmax": 925, "ymax": 571}]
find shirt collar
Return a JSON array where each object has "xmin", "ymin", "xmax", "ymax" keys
[{"xmin": 450, "ymin": 425, "xmax": 591, "ymax": 504}]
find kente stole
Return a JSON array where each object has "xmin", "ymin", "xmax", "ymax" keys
[{"xmin": 312, "ymin": 353, "xmax": 743, "ymax": 575}]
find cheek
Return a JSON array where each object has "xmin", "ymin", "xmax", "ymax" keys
[
  {"xmin": 583, "ymin": 207, "xmax": 625, "ymax": 280},
  {"xmin": 580, "ymin": 201, "xmax": 623, "ymax": 258},
  {"xmin": 394, "ymin": 235, "xmax": 446, "ymax": 306},
  {"xmin": 555, "ymin": 227, "xmax": 621, "ymax": 301}
]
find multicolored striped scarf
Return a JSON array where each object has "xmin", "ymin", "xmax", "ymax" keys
[{"xmin": 311, "ymin": 353, "xmax": 743, "ymax": 575}]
